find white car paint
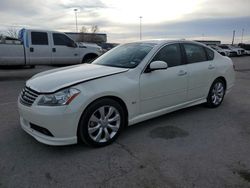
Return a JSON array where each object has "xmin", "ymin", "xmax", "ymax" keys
[
  {"xmin": 210, "ymin": 45, "xmax": 234, "ymax": 57},
  {"xmin": 18, "ymin": 40, "xmax": 235, "ymax": 146},
  {"xmin": 219, "ymin": 45, "xmax": 245, "ymax": 56},
  {"xmin": 0, "ymin": 29, "xmax": 102, "ymax": 66}
]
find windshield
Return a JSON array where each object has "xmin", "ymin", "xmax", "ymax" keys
[{"xmin": 93, "ymin": 43, "xmax": 155, "ymax": 68}]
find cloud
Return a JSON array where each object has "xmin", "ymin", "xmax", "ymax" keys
[
  {"xmin": 0, "ymin": 0, "xmax": 42, "ymax": 15},
  {"xmin": 104, "ymin": 16, "xmax": 250, "ymax": 43},
  {"xmin": 0, "ymin": 0, "xmax": 249, "ymax": 43}
]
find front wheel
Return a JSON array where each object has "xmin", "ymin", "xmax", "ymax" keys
[
  {"xmin": 78, "ymin": 98, "xmax": 125, "ymax": 147},
  {"xmin": 206, "ymin": 79, "xmax": 226, "ymax": 108}
]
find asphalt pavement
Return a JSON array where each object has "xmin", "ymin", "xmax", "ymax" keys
[{"xmin": 0, "ymin": 57, "xmax": 250, "ymax": 188}]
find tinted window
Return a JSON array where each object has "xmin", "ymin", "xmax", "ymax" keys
[
  {"xmin": 183, "ymin": 43, "xmax": 207, "ymax": 63},
  {"xmin": 53, "ymin": 33, "xmax": 74, "ymax": 46},
  {"xmin": 152, "ymin": 43, "xmax": 182, "ymax": 67},
  {"xmin": 205, "ymin": 48, "xmax": 214, "ymax": 60},
  {"xmin": 31, "ymin": 32, "xmax": 48, "ymax": 45},
  {"xmin": 93, "ymin": 43, "xmax": 155, "ymax": 68}
]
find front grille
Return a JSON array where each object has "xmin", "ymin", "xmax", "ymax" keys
[{"xmin": 20, "ymin": 86, "xmax": 39, "ymax": 106}]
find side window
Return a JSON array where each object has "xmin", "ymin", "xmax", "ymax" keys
[
  {"xmin": 152, "ymin": 43, "xmax": 182, "ymax": 67},
  {"xmin": 53, "ymin": 33, "xmax": 73, "ymax": 46},
  {"xmin": 183, "ymin": 43, "xmax": 207, "ymax": 63},
  {"xmin": 31, "ymin": 32, "xmax": 48, "ymax": 45},
  {"xmin": 205, "ymin": 47, "xmax": 214, "ymax": 60}
]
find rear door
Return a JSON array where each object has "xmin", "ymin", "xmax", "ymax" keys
[
  {"xmin": 28, "ymin": 31, "xmax": 52, "ymax": 65},
  {"xmin": 182, "ymin": 43, "xmax": 215, "ymax": 101},
  {"xmin": 51, "ymin": 33, "xmax": 80, "ymax": 65}
]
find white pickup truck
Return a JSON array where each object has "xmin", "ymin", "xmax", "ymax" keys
[{"xmin": 0, "ymin": 29, "xmax": 102, "ymax": 66}]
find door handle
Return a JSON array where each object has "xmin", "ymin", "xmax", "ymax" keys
[
  {"xmin": 30, "ymin": 47, "xmax": 34, "ymax": 52},
  {"xmin": 52, "ymin": 48, "xmax": 56, "ymax": 52},
  {"xmin": 178, "ymin": 70, "xmax": 187, "ymax": 76},
  {"xmin": 208, "ymin": 65, "xmax": 215, "ymax": 70}
]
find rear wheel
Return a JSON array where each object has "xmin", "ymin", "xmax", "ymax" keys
[
  {"xmin": 206, "ymin": 79, "xmax": 226, "ymax": 108},
  {"xmin": 28, "ymin": 65, "xmax": 35, "ymax": 69},
  {"xmin": 78, "ymin": 98, "xmax": 125, "ymax": 147}
]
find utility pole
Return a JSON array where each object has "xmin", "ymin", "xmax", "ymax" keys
[
  {"xmin": 241, "ymin": 28, "xmax": 244, "ymax": 43},
  {"xmin": 74, "ymin": 8, "xmax": 78, "ymax": 32},
  {"xmin": 232, "ymin": 30, "xmax": 235, "ymax": 45},
  {"xmin": 139, "ymin": 16, "xmax": 142, "ymax": 40}
]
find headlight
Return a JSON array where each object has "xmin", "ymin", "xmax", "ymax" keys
[
  {"xmin": 37, "ymin": 88, "xmax": 80, "ymax": 106},
  {"xmin": 97, "ymin": 47, "xmax": 103, "ymax": 53}
]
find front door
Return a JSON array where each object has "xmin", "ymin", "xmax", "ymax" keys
[
  {"xmin": 139, "ymin": 43, "xmax": 188, "ymax": 114},
  {"xmin": 51, "ymin": 33, "xmax": 80, "ymax": 65}
]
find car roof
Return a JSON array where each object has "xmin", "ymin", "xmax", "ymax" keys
[{"xmin": 128, "ymin": 39, "xmax": 208, "ymax": 47}]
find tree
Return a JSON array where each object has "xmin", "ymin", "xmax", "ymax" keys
[
  {"xmin": 5, "ymin": 27, "xmax": 19, "ymax": 38},
  {"xmin": 91, "ymin": 25, "xmax": 99, "ymax": 33},
  {"xmin": 80, "ymin": 26, "xmax": 89, "ymax": 42},
  {"xmin": 79, "ymin": 25, "xmax": 100, "ymax": 42},
  {"xmin": 90, "ymin": 25, "xmax": 99, "ymax": 42}
]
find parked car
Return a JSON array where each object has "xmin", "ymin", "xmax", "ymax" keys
[
  {"xmin": 219, "ymin": 45, "xmax": 245, "ymax": 56},
  {"xmin": 238, "ymin": 43, "xmax": 250, "ymax": 55},
  {"xmin": 0, "ymin": 28, "xmax": 102, "ymax": 66},
  {"xmin": 18, "ymin": 40, "xmax": 235, "ymax": 147},
  {"xmin": 98, "ymin": 43, "xmax": 119, "ymax": 53},
  {"xmin": 210, "ymin": 45, "xmax": 234, "ymax": 57}
]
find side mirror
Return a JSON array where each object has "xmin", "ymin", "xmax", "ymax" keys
[{"xmin": 145, "ymin": 61, "xmax": 168, "ymax": 73}]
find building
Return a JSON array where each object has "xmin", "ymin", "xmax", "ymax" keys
[
  {"xmin": 195, "ymin": 40, "xmax": 221, "ymax": 46},
  {"xmin": 65, "ymin": 32, "xmax": 107, "ymax": 43}
]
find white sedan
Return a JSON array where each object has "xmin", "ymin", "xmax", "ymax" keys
[{"xmin": 18, "ymin": 40, "xmax": 235, "ymax": 147}]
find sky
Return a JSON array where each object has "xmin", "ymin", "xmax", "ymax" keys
[{"xmin": 0, "ymin": 0, "xmax": 250, "ymax": 43}]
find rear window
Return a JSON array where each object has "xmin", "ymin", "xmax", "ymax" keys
[
  {"xmin": 31, "ymin": 32, "xmax": 48, "ymax": 45},
  {"xmin": 183, "ymin": 43, "xmax": 207, "ymax": 63}
]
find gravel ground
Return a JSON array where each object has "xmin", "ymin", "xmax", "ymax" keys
[{"xmin": 0, "ymin": 56, "xmax": 250, "ymax": 188}]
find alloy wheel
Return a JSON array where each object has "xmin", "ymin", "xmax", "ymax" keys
[
  {"xmin": 87, "ymin": 106, "xmax": 121, "ymax": 143},
  {"xmin": 211, "ymin": 82, "xmax": 225, "ymax": 105}
]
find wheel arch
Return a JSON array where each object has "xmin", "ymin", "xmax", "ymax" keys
[
  {"xmin": 77, "ymin": 95, "xmax": 129, "ymax": 136},
  {"xmin": 82, "ymin": 53, "xmax": 99, "ymax": 63},
  {"xmin": 215, "ymin": 76, "xmax": 227, "ymax": 90}
]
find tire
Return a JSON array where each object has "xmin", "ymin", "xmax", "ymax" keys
[
  {"xmin": 206, "ymin": 79, "xmax": 226, "ymax": 108},
  {"xmin": 232, "ymin": 52, "xmax": 237, "ymax": 57},
  {"xmin": 78, "ymin": 98, "xmax": 125, "ymax": 147},
  {"xmin": 28, "ymin": 65, "xmax": 35, "ymax": 69}
]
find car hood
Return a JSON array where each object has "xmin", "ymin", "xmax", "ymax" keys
[{"xmin": 26, "ymin": 64, "xmax": 128, "ymax": 93}]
